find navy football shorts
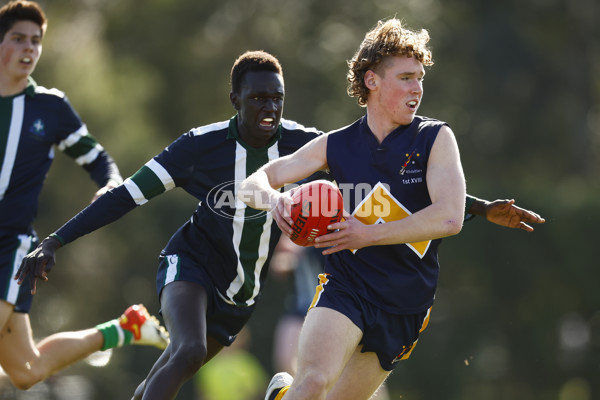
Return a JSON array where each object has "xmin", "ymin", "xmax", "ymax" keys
[
  {"xmin": 156, "ymin": 252, "xmax": 255, "ymax": 346},
  {"xmin": 0, "ymin": 234, "xmax": 37, "ymax": 313},
  {"xmin": 309, "ymin": 273, "xmax": 431, "ymax": 371}
]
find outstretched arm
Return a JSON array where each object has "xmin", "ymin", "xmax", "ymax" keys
[
  {"xmin": 467, "ymin": 196, "xmax": 545, "ymax": 232},
  {"xmin": 16, "ymin": 132, "xmax": 199, "ymax": 294},
  {"xmin": 91, "ymin": 177, "xmax": 123, "ymax": 203},
  {"xmin": 14, "ymin": 186, "xmax": 138, "ymax": 294}
]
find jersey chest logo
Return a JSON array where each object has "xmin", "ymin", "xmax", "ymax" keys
[
  {"xmin": 29, "ymin": 118, "xmax": 46, "ymax": 137},
  {"xmin": 351, "ymin": 182, "xmax": 431, "ymax": 258}
]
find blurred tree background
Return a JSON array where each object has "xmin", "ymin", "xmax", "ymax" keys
[{"xmin": 9, "ymin": 0, "xmax": 598, "ymax": 399}]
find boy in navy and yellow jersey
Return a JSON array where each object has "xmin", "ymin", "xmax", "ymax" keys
[
  {"xmin": 0, "ymin": 0, "xmax": 168, "ymax": 391},
  {"xmin": 16, "ymin": 28, "xmax": 545, "ymax": 400},
  {"xmin": 241, "ymin": 18, "xmax": 544, "ymax": 400}
]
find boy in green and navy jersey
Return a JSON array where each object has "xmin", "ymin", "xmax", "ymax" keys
[
  {"xmin": 0, "ymin": 0, "xmax": 168, "ymax": 391},
  {"xmin": 18, "ymin": 50, "xmax": 323, "ymax": 399},
  {"xmin": 48, "ymin": 115, "xmax": 321, "ymax": 308}
]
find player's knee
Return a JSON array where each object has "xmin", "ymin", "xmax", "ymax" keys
[
  {"xmin": 7, "ymin": 368, "xmax": 44, "ymax": 391},
  {"xmin": 171, "ymin": 341, "xmax": 207, "ymax": 377},
  {"xmin": 296, "ymin": 370, "xmax": 331, "ymax": 396}
]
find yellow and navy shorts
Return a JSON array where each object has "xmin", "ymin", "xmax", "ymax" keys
[{"xmin": 309, "ymin": 273, "xmax": 431, "ymax": 371}]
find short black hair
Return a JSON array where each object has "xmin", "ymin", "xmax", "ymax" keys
[{"xmin": 230, "ymin": 50, "xmax": 283, "ymax": 94}]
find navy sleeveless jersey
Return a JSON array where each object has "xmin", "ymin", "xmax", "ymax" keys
[
  {"xmin": 325, "ymin": 115, "xmax": 447, "ymax": 314},
  {"xmin": 54, "ymin": 116, "xmax": 322, "ymax": 306}
]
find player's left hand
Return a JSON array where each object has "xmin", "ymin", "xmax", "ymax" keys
[
  {"xmin": 314, "ymin": 212, "xmax": 370, "ymax": 254},
  {"xmin": 485, "ymin": 199, "xmax": 546, "ymax": 232},
  {"xmin": 14, "ymin": 236, "xmax": 62, "ymax": 295}
]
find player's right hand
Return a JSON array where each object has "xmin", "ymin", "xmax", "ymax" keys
[
  {"xmin": 271, "ymin": 193, "xmax": 295, "ymax": 236},
  {"xmin": 15, "ymin": 236, "xmax": 62, "ymax": 295}
]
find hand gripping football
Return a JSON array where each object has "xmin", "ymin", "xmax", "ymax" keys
[{"xmin": 289, "ymin": 180, "xmax": 344, "ymax": 246}]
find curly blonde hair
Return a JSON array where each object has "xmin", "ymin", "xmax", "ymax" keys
[{"xmin": 347, "ymin": 18, "xmax": 433, "ymax": 106}]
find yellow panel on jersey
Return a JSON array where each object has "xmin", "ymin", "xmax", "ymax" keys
[{"xmin": 352, "ymin": 182, "xmax": 431, "ymax": 258}]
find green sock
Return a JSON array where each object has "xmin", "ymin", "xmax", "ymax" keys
[{"xmin": 96, "ymin": 319, "xmax": 134, "ymax": 350}]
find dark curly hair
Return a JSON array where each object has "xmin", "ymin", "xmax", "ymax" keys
[
  {"xmin": 0, "ymin": 0, "xmax": 47, "ymax": 42},
  {"xmin": 230, "ymin": 50, "xmax": 283, "ymax": 94},
  {"xmin": 347, "ymin": 18, "xmax": 433, "ymax": 107}
]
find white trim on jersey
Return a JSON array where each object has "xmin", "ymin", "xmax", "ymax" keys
[
  {"xmin": 146, "ymin": 159, "xmax": 175, "ymax": 191},
  {"xmin": 250, "ymin": 144, "xmax": 280, "ymax": 299},
  {"xmin": 122, "ymin": 159, "xmax": 176, "ymax": 205},
  {"xmin": 164, "ymin": 254, "xmax": 180, "ymax": 285},
  {"xmin": 75, "ymin": 144, "xmax": 103, "ymax": 166},
  {"xmin": 280, "ymin": 118, "xmax": 320, "ymax": 134},
  {"xmin": 57, "ymin": 124, "xmax": 89, "ymax": 149},
  {"xmin": 35, "ymin": 86, "xmax": 65, "ymax": 98},
  {"xmin": 57, "ymin": 124, "xmax": 106, "ymax": 167},
  {"xmin": 191, "ymin": 120, "xmax": 229, "ymax": 136},
  {"xmin": 0, "ymin": 95, "xmax": 25, "ymax": 200},
  {"xmin": 123, "ymin": 178, "xmax": 148, "ymax": 205},
  {"xmin": 228, "ymin": 142, "xmax": 250, "ymax": 304},
  {"xmin": 226, "ymin": 141, "xmax": 278, "ymax": 306}
]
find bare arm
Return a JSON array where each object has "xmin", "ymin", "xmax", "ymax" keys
[{"xmin": 239, "ymin": 135, "xmax": 329, "ymax": 235}]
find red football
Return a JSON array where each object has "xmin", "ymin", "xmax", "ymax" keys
[{"xmin": 289, "ymin": 180, "xmax": 344, "ymax": 247}]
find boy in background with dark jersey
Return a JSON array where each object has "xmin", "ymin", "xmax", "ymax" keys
[
  {"xmin": 241, "ymin": 18, "xmax": 543, "ymax": 400},
  {"xmin": 0, "ymin": 0, "xmax": 168, "ymax": 392}
]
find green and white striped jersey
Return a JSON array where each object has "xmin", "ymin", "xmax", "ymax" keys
[{"xmin": 55, "ymin": 116, "xmax": 322, "ymax": 306}]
